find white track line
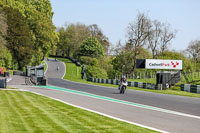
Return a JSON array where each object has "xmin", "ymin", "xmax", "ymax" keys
[
  {"xmin": 40, "ymin": 85, "xmax": 200, "ymax": 120},
  {"xmin": 61, "ymin": 62, "xmax": 66, "ymax": 79}
]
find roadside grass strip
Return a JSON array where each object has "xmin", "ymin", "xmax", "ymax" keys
[
  {"xmin": 37, "ymin": 85, "xmax": 200, "ymax": 120},
  {"xmin": 0, "ymin": 90, "xmax": 158, "ymax": 133}
]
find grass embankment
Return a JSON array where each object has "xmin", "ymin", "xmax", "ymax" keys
[
  {"xmin": 57, "ymin": 58, "xmax": 200, "ymax": 98},
  {"xmin": 57, "ymin": 58, "xmax": 83, "ymax": 82},
  {"xmin": 0, "ymin": 90, "xmax": 157, "ymax": 133},
  {"xmin": 41, "ymin": 61, "xmax": 47, "ymax": 72}
]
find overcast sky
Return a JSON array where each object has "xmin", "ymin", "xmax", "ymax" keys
[{"xmin": 50, "ymin": 0, "xmax": 200, "ymax": 51}]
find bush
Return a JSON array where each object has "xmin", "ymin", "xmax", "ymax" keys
[
  {"xmin": 85, "ymin": 65, "xmax": 108, "ymax": 79},
  {"xmin": 79, "ymin": 56, "xmax": 98, "ymax": 66},
  {"xmin": 78, "ymin": 37, "xmax": 104, "ymax": 58}
]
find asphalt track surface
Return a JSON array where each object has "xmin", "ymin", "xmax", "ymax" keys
[{"xmin": 8, "ymin": 59, "xmax": 200, "ymax": 133}]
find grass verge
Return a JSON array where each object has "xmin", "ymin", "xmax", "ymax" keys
[
  {"xmin": 42, "ymin": 61, "xmax": 47, "ymax": 72},
  {"xmin": 0, "ymin": 90, "xmax": 157, "ymax": 133}
]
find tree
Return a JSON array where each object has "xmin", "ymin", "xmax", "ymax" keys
[
  {"xmin": 0, "ymin": 9, "xmax": 7, "ymax": 49},
  {"xmin": 147, "ymin": 20, "xmax": 162, "ymax": 58},
  {"xmin": 1, "ymin": 0, "xmax": 58, "ymax": 65},
  {"xmin": 126, "ymin": 12, "xmax": 150, "ymax": 72},
  {"xmin": 186, "ymin": 40, "xmax": 200, "ymax": 62},
  {"xmin": 112, "ymin": 47, "xmax": 151, "ymax": 76},
  {"xmin": 56, "ymin": 23, "xmax": 91, "ymax": 57},
  {"xmin": 147, "ymin": 20, "xmax": 176, "ymax": 58},
  {"xmin": 56, "ymin": 27, "xmax": 69, "ymax": 56},
  {"xmin": 89, "ymin": 24, "xmax": 110, "ymax": 54},
  {"xmin": 4, "ymin": 7, "xmax": 34, "ymax": 70},
  {"xmin": 159, "ymin": 24, "xmax": 176, "ymax": 55},
  {"xmin": 78, "ymin": 37, "xmax": 104, "ymax": 58}
]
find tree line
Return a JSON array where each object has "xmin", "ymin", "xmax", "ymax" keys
[
  {"xmin": 0, "ymin": 0, "xmax": 57, "ymax": 70},
  {"xmin": 0, "ymin": 0, "xmax": 197, "ymax": 79},
  {"xmin": 56, "ymin": 13, "xmax": 194, "ymax": 79}
]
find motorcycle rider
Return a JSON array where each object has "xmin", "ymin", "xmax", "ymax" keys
[{"xmin": 118, "ymin": 76, "xmax": 127, "ymax": 90}]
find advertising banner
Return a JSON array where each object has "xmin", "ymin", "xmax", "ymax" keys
[{"xmin": 145, "ymin": 59, "xmax": 182, "ymax": 70}]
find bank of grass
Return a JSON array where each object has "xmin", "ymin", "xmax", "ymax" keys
[
  {"xmin": 0, "ymin": 90, "xmax": 157, "ymax": 133},
  {"xmin": 41, "ymin": 61, "xmax": 47, "ymax": 72},
  {"xmin": 57, "ymin": 58, "xmax": 83, "ymax": 82},
  {"xmin": 57, "ymin": 58, "xmax": 200, "ymax": 98}
]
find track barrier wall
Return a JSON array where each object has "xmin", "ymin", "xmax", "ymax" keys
[
  {"xmin": 181, "ymin": 84, "xmax": 200, "ymax": 94},
  {"xmin": 87, "ymin": 77, "xmax": 159, "ymax": 90}
]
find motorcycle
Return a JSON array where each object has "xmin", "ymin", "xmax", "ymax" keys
[{"xmin": 119, "ymin": 81, "xmax": 128, "ymax": 94}]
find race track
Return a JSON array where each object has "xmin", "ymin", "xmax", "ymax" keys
[{"xmin": 10, "ymin": 59, "xmax": 200, "ymax": 133}]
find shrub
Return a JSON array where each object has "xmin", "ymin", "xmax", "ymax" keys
[
  {"xmin": 85, "ymin": 65, "xmax": 108, "ymax": 79},
  {"xmin": 79, "ymin": 56, "xmax": 98, "ymax": 66}
]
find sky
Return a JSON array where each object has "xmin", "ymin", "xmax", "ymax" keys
[{"xmin": 50, "ymin": 0, "xmax": 200, "ymax": 51}]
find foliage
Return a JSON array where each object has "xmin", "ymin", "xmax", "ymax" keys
[
  {"xmin": 56, "ymin": 23, "xmax": 110, "ymax": 57},
  {"xmin": 186, "ymin": 40, "xmax": 200, "ymax": 62},
  {"xmin": 0, "ymin": 9, "xmax": 12, "ymax": 68},
  {"xmin": 112, "ymin": 47, "xmax": 151, "ymax": 76},
  {"xmin": 4, "ymin": 7, "xmax": 34, "ymax": 70},
  {"xmin": 0, "ymin": 0, "xmax": 58, "ymax": 66},
  {"xmin": 85, "ymin": 65, "xmax": 108, "ymax": 79},
  {"xmin": 79, "ymin": 56, "xmax": 98, "ymax": 66},
  {"xmin": 158, "ymin": 50, "xmax": 194, "ymax": 72},
  {"xmin": 56, "ymin": 23, "xmax": 90, "ymax": 57},
  {"xmin": 89, "ymin": 24, "xmax": 110, "ymax": 54},
  {"xmin": 0, "ymin": 9, "xmax": 7, "ymax": 48},
  {"xmin": 98, "ymin": 57, "xmax": 115, "ymax": 79},
  {"xmin": 78, "ymin": 37, "xmax": 104, "ymax": 58},
  {"xmin": 0, "ymin": 49, "xmax": 12, "ymax": 68}
]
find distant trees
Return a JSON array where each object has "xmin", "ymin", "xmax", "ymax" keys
[
  {"xmin": 0, "ymin": 0, "xmax": 57, "ymax": 69},
  {"xmin": 78, "ymin": 37, "xmax": 104, "ymax": 58},
  {"xmin": 89, "ymin": 24, "xmax": 110, "ymax": 54},
  {"xmin": 56, "ymin": 23, "xmax": 110, "ymax": 57},
  {"xmin": 56, "ymin": 23, "xmax": 91, "ymax": 57},
  {"xmin": 126, "ymin": 13, "xmax": 150, "ymax": 73},
  {"xmin": 116, "ymin": 12, "xmax": 177, "ymax": 74},
  {"xmin": 186, "ymin": 40, "xmax": 200, "ymax": 63},
  {"xmin": 147, "ymin": 20, "xmax": 176, "ymax": 58},
  {"xmin": 0, "ymin": 9, "xmax": 12, "ymax": 68},
  {"xmin": 0, "ymin": 10, "xmax": 7, "ymax": 48}
]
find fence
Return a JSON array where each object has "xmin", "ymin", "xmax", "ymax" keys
[
  {"xmin": 181, "ymin": 84, "xmax": 200, "ymax": 94},
  {"xmin": 87, "ymin": 77, "xmax": 159, "ymax": 90}
]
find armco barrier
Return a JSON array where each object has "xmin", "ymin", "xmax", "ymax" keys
[
  {"xmin": 181, "ymin": 84, "xmax": 200, "ymax": 94},
  {"xmin": 87, "ymin": 77, "xmax": 157, "ymax": 90}
]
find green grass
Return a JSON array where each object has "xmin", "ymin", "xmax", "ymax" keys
[
  {"xmin": 55, "ymin": 58, "xmax": 200, "ymax": 98},
  {"xmin": 57, "ymin": 58, "xmax": 83, "ymax": 82},
  {"xmin": 0, "ymin": 90, "xmax": 157, "ymax": 133},
  {"xmin": 41, "ymin": 61, "xmax": 47, "ymax": 72}
]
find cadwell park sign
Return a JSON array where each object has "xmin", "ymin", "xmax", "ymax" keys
[
  {"xmin": 136, "ymin": 59, "xmax": 182, "ymax": 70},
  {"xmin": 145, "ymin": 59, "xmax": 182, "ymax": 70}
]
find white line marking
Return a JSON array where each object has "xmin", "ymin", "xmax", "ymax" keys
[
  {"xmin": 22, "ymin": 89, "xmax": 169, "ymax": 133},
  {"xmin": 61, "ymin": 62, "xmax": 66, "ymax": 79},
  {"xmin": 39, "ymin": 85, "xmax": 200, "ymax": 120}
]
